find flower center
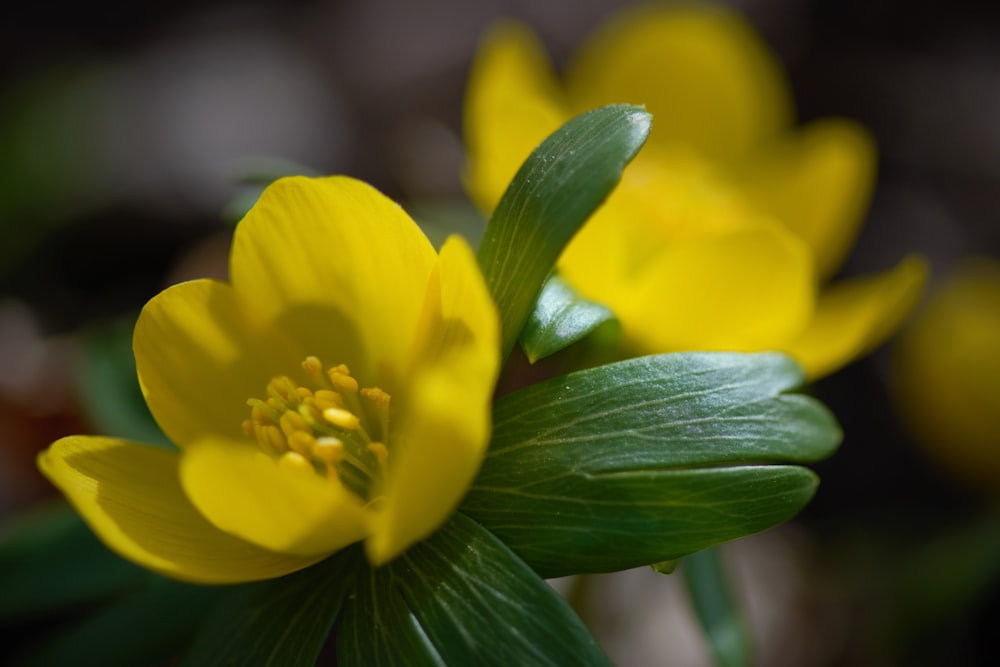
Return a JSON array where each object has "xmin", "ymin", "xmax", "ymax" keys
[{"xmin": 242, "ymin": 356, "xmax": 391, "ymax": 500}]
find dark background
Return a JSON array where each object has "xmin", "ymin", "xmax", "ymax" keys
[{"xmin": 2, "ymin": 1, "xmax": 998, "ymax": 665}]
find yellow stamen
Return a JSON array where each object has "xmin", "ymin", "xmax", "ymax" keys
[
  {"xmin": 361, "ymin": 387, "xmax": 391, "ymax": 441},
  {"xmin": 244, "ymin": 356, "xmax": 393, "ymax": 501},
  {"xmin": 279, "ymin": 451, "xmax": 314, "ymax": 475},
  {"xmin": 279, "ymin": 410, "xmax": 310, "ymax": 437},
  {"xmin": 361, "ymin": 387, "xmax": 390, "ymax": 408},
  {"xmin": 367, "ymin": 442, "xmax": 389, "ymax": 463},
  {"xmin": 263, "ymin": 425, "xmax": 287, "ymax": 454},
  {"xmin": 323, "ymin": 407, "xmax": 360, "ymax": 431},
  {"xmin": 288, "ymin": 431, "xmax": 317, "ymax": 457},
  {"xmin": 302, "ymin": 355, "xmax": 324, "ymax": 376},
  {"xmin": 313, "ymin": 437, "xmax": 345, "ymax": 463},
  {"xmin": 313, "ymin": 389, "xmax": 344, "ymax": 411},
  {"xmin": 328, "ymin": 364, "xmax": 359, "ymax": 394}
]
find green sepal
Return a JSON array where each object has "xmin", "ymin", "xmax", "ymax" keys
[
  {"xmin": 476, "ymin": 104, "xmax": 650, "ymax": 359},
  {"xmin": 519, "ymin": 272, "xmax": 616, "ymax": 363},
  {"xmin": 463, "ymin": 352, "xmax": 841, "ymax": 578},
  {"xmin": 180, "ymin": 548, "xmax": 360, "ymax": 667},
  {"xmin": 337, "ymin": 512, "xmax": 611, "ymax": 666}
]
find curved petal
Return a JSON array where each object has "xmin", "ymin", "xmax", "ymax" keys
[
  {"xmin": 135, "ymin": 279, "xmax": 305, "ymax": 449},
  {"xmin": 737, "ymin": 119, "xmax": 877, "ymax": 280},
  {"xmin": 560, "ymin": 149, "xmax": 758, "ymax": 304},
  {"xmin": 230, "ymin": 176, "xmax": 438, "ymax": 390},
  {"xmin": 366, "ymin": 237, "xmax": 500, "ymax": 565},
  {"xmin": 38, "ymin": 436, "xmax": 320, "ymax": 584},
  {"xmin": 180, "ymin": 440, "xmax": 370, "ymax": 558},
  {"xmin": 785, "ymin": 255, "xmax": 929, "ymax": 379},
  {"xmin": 463, "ymin": 20, "xmax": 567, "ymax": 212},
  {"xmin": 566, "ymin": 3, "xmax": 792, "ymax": 161},
  {"xmin": 622, "ymin": 224, "xmax": 816, "ymax": 353}
]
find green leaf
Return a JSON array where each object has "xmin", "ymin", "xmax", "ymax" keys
[
  {"xmin": 476, "ymin": 104, "xmax": 650, "ymax": 359},
  {"xmin": 0, "ymin": 502, "xmax": 147, "ymax": 620},
  {"xmin": 338, "ymin": 512, "xmax": 611, "ymax": 666},
  {"xmin": 75, "ymin": 318, "xmax": 173, "ymax": 450},
  {"xmin": 683, "ymin": 548, "xmax": 752, "ymax": 667},
  {"xmin": 519, "ymin": 272, "xmax": 616, "ymax": 363},
  {"xmin": 11, "ymin": 575, "xmax": 219, "ymax": 667},
  {"xmin": 180, "ymin": 548, "xmax": 361, "ymax": 667},
  {"xmin": 462, "ymin": 352, "xmax": 841, "ymax": 578}
]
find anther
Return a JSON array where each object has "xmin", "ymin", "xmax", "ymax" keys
[
  {"xmin": 279, "ymin": 410, "xmax": 310, "ymax": 437},
  {"xmin": 262, "ymin": 425, "xmax": 288, "ymax": 454},
  {"xmin": 328, "ymin": 364, "xmax": 359, "ymax": 394},
  {"xmin": 323, "ymin": 407, "xmax": 360, "ymax": 430},
  {"xmin": 288, "ymin": 431, "xmax": 316, "ymax": 457},
  {"xmin": 313, "ymin": 437, "xmax": 345, "ymax": 463},
  {"xmin": 361, "ymin": 387, "xmax": 390, "ymax": 408},
  {"xmin": 279, "ymin": 451, "xmax": 314, "ymax": 476},
  {"xmin": 302, "ymin": 356, "xmax": 324, "ymax": 376},
  {"xmin": 313, "ymin": 389, "xmax": 344, "ymax": 411},
  {"xmin": 367, "ymin": 442, "xmax": 389, "ymax": 463}
]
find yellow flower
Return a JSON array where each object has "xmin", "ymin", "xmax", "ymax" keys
[
  {"xmin": 38, "ymin": 176, "xmax": 500, "ymax": 583},
  {"xmin": 464, "ymin": 2, "xmax": 926, "ymax": 378},
  {"xmin": 893, "ymin": 257, "xmax": 1000, "ymax": 491}
]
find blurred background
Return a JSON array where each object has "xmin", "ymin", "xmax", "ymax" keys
[{"xmin": 2, "ymin": 0, "xmax": 998, "ymax": 665}]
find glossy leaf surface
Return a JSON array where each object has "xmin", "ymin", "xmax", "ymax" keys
[
  {"xmin": 463, "ymin": 352, "xmax": 840, "ymax": 577},
  {"xmin": 476, "ymin": 104, "xmax": 650, "ymax": 358}
]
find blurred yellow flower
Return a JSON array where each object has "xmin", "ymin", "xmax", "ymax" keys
[
  {"xmin": 39, "ymin": 176, "xmax": 500, "ymax": 583},
  {"xmin": 464, "ymin": 2, "xmax": 926, "ymax": 378},
  {"xmin": 894, "ymin": 257, "xmax": 1000, "ymax": 491}
]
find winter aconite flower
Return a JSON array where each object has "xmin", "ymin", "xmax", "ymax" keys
[
  {"xmin": 39, "ymin": 176, "xmax": 500, "ymax": 583},
  {"xmin": 893, "ymin": 257, "xmax": 1000, "ymax": 491},
  {"xmin": 464, "ymin": 2, "xmax": 926, "ymax": 378}
]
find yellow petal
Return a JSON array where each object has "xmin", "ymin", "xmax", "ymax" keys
[
  {"xmin": 785, "ymin": 255, "xmax": 929, "ymax": 379},
  {"xmin": 621, "ymin": 224, "xmax": 816, "ymax": 353},
  {"xmin": 560, "ymin": 148, "xmax": 760, "ymax": 304},
  {"xmin": 135, "ymin": 279, "xmax": 304, "ymax": 448},
  {"xmin": 893, "ymin": 257, "xmax": 1000, "ymax": 489},
  {"xmin": 229, "ymin": 176, "xmax": 437, "ymax": 390},
  {"xmin": 180, "ymin": 440, "xmax": 370, "ymax": 558},
  {"xmin": 463, "ymin": 20, "xmax": 567, "ymax": 212},
  {"xmin": 38, "ymin": 436, "xmax": 319, "ymax": 584},
  {"xmin": 737, "ymin": 119, "xmax": 877, "ymax": 280},
  {"xmin": 566, "ymin": 3, "xmax": 792, "ymax": 162},
  {"xmin": 366, "ymin": 237, "xmax": 500, "ymax": 565}
]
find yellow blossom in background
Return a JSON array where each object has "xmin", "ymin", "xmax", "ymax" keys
[
  {"xmin": 464, "ymin": 2, "xmax": 926, "ymax": 378},
  {"xmin": 38, "ymin": 175, "xmax": 500, "ymax": 583},
  {"xmin": 893, "ymin": 257, "xmax": 1000, "ymax": 492}
]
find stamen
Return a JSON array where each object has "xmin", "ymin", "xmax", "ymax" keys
[
  {"xmin": 262, "ymin": 425, "xmax": 287, "ymax": 454},
  {"xmin": 367, "ymin": 442, "xmax": 389, "ymax": 463},
  {"xmin": 361, "ymin": 387, "xmax": 391, "ymax": 441},
  {"xmin": 243, "ymin": 356, "xmax": 393, "ymax": 501},
  {"xmin": 361, "ymin": 387, "xmax": 390, "ymax": 408},
  {"xmin": 302, "ymin": 356, "xmax": 324, "ymax": 377},
  {"xmin": 323, "ymin": 407, "xmax": 360, "ymax": 431},
  {"xmin": 279, "ymin": 451, "xmax": 314, "ymax": 475},
  {"xmin": 288, "ymin": 431, "xmax": 317, "ymax": 457},
  {"xmin": 313, "ymin": 437, "xmax": 345, "ymax": 463},
  {"xmin": 313, "ymin": 389, "xmax": 344, "ymax": 411},
  {"xmin": 279, "ymin": 410, "xmax": 310, "ymax": 438}
]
